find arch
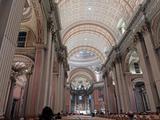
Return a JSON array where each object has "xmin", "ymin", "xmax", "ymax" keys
[
  {"xmin": 19, "ymin": 25, "xmax": 37, "ymax": 47},
  {"xmin": 20, "ymin": 25, "xmax": 37, "ymax": 39},
  {"xmin": 132, "ymin": 77, "xmax": 143, "ymax": 84},
  {"xmin": 151, "ymin": 9, "xmax": 160, "ymax": 49},
  {"xmin": 124, "ymin": 48, "xmax": 138, "ymax": 72},
  {"xmin": 62, "ymin": 22, "xmax": 116, "ymax": 45},
  {"xmin": 68, "ymin": 46, "xmax": 105, "ymax": 62},
  {"xmin": 68, "ymin": 67, "xmax": 96, "ymax": 83},
  {"xmin": 131, "ymin": 78, "xmax": 150, "ymax": 112}
]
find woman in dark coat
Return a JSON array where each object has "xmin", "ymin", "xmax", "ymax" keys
[{"xmin": 39, "ymin": 106, "xmax": 54, "ymax": 120}]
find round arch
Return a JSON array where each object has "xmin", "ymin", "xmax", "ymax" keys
[
  {"xmin": 62, "ymin": 22, "xmax": 116, "ymax": 45},
  {"xmin": 68, "ymin": 46, "xmax": 105, "ymax": 62},
  {"xmin": 68, "ymin": 67, "xmax": 96, "ymax": 83},
  {"xmin": 151, "ymin": 9, "xmax": 160, "ymax": 49},
  {"xmin": 124, "ymin": 48, "xmax": 138, "ymax": 72}
]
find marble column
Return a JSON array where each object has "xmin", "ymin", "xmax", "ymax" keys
[
  {"xmin": 52, "ymin": 72, "xmax": 59, "ymax": 113},
  {"xmin": 108, "ymin": 84, "xmax": 117, "ymax": 113},
  {"xmin": 103, "ymin": 75, "xmax": 109, "ymax": 114},
  {"xmin": 112, "ymin": 65, "xmax": 121, "ymax": 113},
  {"xmin": 93, "ymin": 89, "xmax": 100, "ymax": 111},
  {"xmin": 48, "ymin": 38, "xmax": 55, "ymax": 108},
  {"xmin": 65, "ymin": 89, "xmax": 70, "ymax": 113},
  {"xmin": 142, "ymin": 24, "xmax": 160, "ymax": 99},
  {"xmin": 25, "ymin": 45, "xmax": 45, "ymax": 118},
  {"xmin": 54, "ymin": 63, "xmax": 65, "ymax": 113},
  {"xmin": 125, "ymin": 73, "xmax": 137, "ymax": 112},
  {"xmin": 90, "ymin": 95, "xmax": 94, "ymax": 113},
  {"xmin": 5, "ymin": 79, "xmax": 16, "ymax": 119},
  {"xmin": 0, "ymin": 0, "xmax": 25, "ymax": 117},
  {"xmin": 135, "ymin": 34, "xmax": 158, "ymax": 111},
  {"xmin": 103, "ymin": 73, "xmax": 112, "ymax": 113},
  {"xmin": 60, "ymin": 64, "xmax": 65, "ymax": 112},
  {"xmin": 115, "ymin": 58, "xmax": 130, "ymax": 112},
  {"xmin": 43, "ymin": 29, "xmax": 54, "ymax": 106}
]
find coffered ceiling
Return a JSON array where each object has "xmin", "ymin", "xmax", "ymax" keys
[{"xmin": 55, "ymin": 0, "xmax": 144, "ymax": 71}]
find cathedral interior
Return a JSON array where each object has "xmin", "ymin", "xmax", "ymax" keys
[{"xmin": 0, "ymin": 0, "xmax": 160, "ymax": 120}]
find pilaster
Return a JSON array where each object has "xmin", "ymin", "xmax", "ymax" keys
[
  {"xmin": 141, "ymin": 22, "xmax": 160, "ymax": 100},
  {"xmin": 103, "ymin": 72, "xmax": 110, "ymax": 114},
  {"xmin": 114, "ymin": 53, "xmax": 130, "ymax": 112},
  {"xmin": 0, "ymin": 0, "xmax": 25, "ymax": 117},
  {"xmin": 25, "ymin": 44, "xmax": 45, "ymax": 117},
  {"xmin": 112, "ymin": 64, "xmax": 121, "ymax": 113},
  {"xmin": 134, "ymin": 33, "xmax": 158, "ymax": 112},
  {"xmin": 54, "ymin": 63, "xmax": 65, "ymax": 113}
]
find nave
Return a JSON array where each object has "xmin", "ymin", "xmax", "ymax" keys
[{"xmin": 0, "ymin": 0, "xmax": 160, "ymax": 120}]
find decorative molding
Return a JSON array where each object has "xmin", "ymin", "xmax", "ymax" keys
[{"xmin": 102, "ymin": 0, "xmax": 153, "ymax": 71}]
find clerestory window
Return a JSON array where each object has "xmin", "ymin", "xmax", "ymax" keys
[{"xmin": 17, "ymin": 32, "xmax": 27, "ymax": 47}]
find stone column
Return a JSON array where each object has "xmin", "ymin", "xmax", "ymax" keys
[
  {"xmin": 74, "ymin": 95, "xmax": 77, "ymax": 112},
  {"xmin": 90, "ymin": 94, "xmax": 94, "ymax": 113},
  {"xmin": 103, "ymin": 74, "xmax": 109, "ymax": 114},
  {"xmin": 53, "ymin": 72, "xmax": 59, "ymax": 113},
  {"xmin": 93, "ymin": 89, "xmax": 100, "ymax": 111},
  {"xmin": 141, "ymin": 24, "xmax": 160, "ymax": 99},
  {"xmin": 25, "ymin": 45, "xmax": 45, "ymax": 118},
  {"xmin": 51, "ymin": 72, "xmax": 58, "ymax": 110},
  {"xmin": 0, "ymin": 0, "xmax": 25, "ymax": 117},
  {"xmin": 23, "ymin": 73, "xmax": 33, "ymax": 118},
  {"xmin": 5, "ymin": 79, "xmax": 16, "ymax": 119},
  {"xmin": 54, "ymin": 63, "xmax": 65, "ymax": 113},
  {"xmin": 43, "ymin": 29, "xmax": 53, "ymax": 106},
  {"xmin": 104, "ymin": 73, "xmax": 113, "ymax": 113},
  {"xmin": 65, "ymin": 88, "xmax": 70, "ymax": 113},
  {"xmin": 60, "ymin": 64, "xmax": 65, "ymax": 112},
  {"xmin": 125, "ymin": 73, "xmax": 137, "ymax": 112},
  {"xmin": 135, "ymin": 33, "xmax": 158, "ymax": 111},
  {"xmin": 112, "ymin": 65, "xmax": 121, "ymax": 113},
  {"xmin": 115, "ymin": 57, "xmax": 130, "ymax": 112},
  {"xmin": 68, "ymin": 95, "xmax": 71, "ymax": 113},
  {"xmin": 108, "ymin": 84, "xmax": 117, "ymax": 113},
  {"xmin": 48, "ymin": 38, "xmax": 56, "ymax": 108},
  {"xmin": 54, "ymin": 66, "xmax": 60, "ymax": 113}
]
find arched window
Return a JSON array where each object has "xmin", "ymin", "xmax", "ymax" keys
[
  {"xmin": 17, "ymin": 32, "xmax": 27, "ymax": 47},
  {"xmin": 128, "ymin": 51, "xmax": 143, "ymax": 74}
]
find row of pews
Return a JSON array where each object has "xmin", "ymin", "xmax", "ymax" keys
[{"xmin": 97, "ymin": 112, "xmax": 160, "ymax": 120}]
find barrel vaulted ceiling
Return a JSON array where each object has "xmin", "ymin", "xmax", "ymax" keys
[{"xmin": 55, "ymin": 0, "xmax": 144, "ymax": 71}]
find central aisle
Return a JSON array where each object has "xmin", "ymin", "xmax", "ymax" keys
[{"xmin": 62, "ymin": 115, "xmax": 109, "ymax": 120}]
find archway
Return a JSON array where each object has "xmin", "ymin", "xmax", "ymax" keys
[
  {"xmin": 67, "ymin": 68, "xmax": 96, "ymax": 114},
  {"xmin": 124, "ymin": 50, "xmax": 150, "ymax": 112},
  {"xmin": 5, "ymin": 55, "xmax": 33, "ymax": 119},
  {"xmin": 132, "ymin": 79, "xmax": 150, "ymax": 112}
]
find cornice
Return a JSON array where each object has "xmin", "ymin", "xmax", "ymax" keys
[{"xmin": 102, "ymin": 0, "xmax": 153, "ymax": 70}]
